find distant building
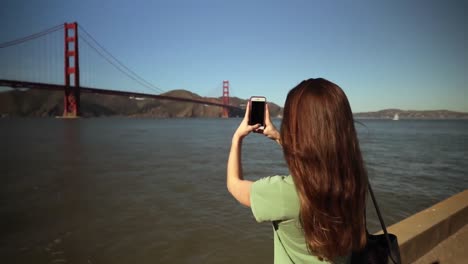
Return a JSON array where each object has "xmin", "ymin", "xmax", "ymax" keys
[{"xmin": 129, "ymin": 96, "xmax": 145, "ymax": 101}]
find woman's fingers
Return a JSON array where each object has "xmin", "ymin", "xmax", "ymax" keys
[
  {"xmin": 251, "ymin": 124, "xmax": 261, "ymax": 130},
  {"xmin": 243, "ymin": 100, "xmax": 250, "ymax": 121},
  {"xmin": 265, "ymin": 103, "xmax": 272, "ymax": 125}
]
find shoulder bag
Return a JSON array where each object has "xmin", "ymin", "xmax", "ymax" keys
[{"xmin": 351, "ymin": 181, "xmax": 402, "ymax": 264}]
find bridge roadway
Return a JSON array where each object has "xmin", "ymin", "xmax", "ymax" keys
[{"xmin": 0, "ymin": 79, "xmax": 241, "ymax": 110}]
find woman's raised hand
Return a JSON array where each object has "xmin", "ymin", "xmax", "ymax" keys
[
  {"xmin": 233, "ymin": 101, "xmax": 261, "ymax": 140},
  {"xmin": 262, "ymin": 103, "xmax": 281, "ymax": 144}
]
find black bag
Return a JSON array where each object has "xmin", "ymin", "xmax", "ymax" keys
[{"xmin": 351, "ymin": 183, "xmax": 402, "ymax": 264}]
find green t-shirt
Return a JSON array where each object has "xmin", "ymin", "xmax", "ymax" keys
[{"xmin": 250, "ymin": 175, "xmax": 350, "ymax": 264}]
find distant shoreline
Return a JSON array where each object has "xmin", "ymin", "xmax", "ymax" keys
[{"xmin": 353, "ymin": 109, "xmax": 468, "ymax": 120}]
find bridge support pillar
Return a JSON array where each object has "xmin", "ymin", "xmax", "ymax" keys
[
  {"xmin": 222, "ymin": 80, "xmax": 229, "ymax": 118},
  {"xmin": 63, "ymin": 22, "xmax": 80, "ymax": 117}
]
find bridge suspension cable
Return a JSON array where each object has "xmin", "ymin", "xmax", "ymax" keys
[
  {"xmin": 0, "ymin": 24, "xmax": 64, "ymax": 49},
  {"xmin": 78, "ymin": 25, "xmax": 165, "ymax": 94}
]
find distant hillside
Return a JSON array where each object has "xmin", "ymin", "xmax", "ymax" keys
[
  {"xmin": 354, "ymin": 109, "xmax": 468, "ymax": 119},
  {"xmin": 0, "ymin": 89, "xmax": 283, "ymax": 118}
]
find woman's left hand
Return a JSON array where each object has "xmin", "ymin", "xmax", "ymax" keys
[{"xmin": 233, "ymin": 101, "xmax": 261, "ymax": 140}]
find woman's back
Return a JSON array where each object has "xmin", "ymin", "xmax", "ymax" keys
[{"xmin": 250, "ymin": 175, "xmax": 350, "ymax": 264}]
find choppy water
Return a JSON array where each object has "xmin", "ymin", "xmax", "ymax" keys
[{"xmin": 1, "ymin": 118, "xmax": 467, "ymax": 263}]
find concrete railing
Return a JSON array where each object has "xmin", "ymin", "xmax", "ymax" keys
[{"xmin": 378, "ymin": 189, "xmax": 468, "ymax": 263}]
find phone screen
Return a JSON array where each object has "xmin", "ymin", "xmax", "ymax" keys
[{"xmin": 249, "ymin": 100, "xmax": 265, "ymax": 126}]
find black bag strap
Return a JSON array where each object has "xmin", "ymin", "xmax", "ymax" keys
[
  {"xmin": 272, "ymin": 220, "xmax": 295, "ymax": 263},
  {"xmin": 367, "ymin": 181, "xmax": 399, "ymax": 264}
]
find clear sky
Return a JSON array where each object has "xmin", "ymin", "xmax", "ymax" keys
[{"xmin": 0, "ymin": 0, "xmax": 467, "ymax": 112}]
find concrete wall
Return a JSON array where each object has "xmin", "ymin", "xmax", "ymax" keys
[{"xmin": 377, "ymin": 189, "xmax": 468, "ymax": 263}]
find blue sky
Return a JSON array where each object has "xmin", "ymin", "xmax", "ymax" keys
[{"xmin": 0, "ymin": 0, "xmax": 466, "ymax": 112}]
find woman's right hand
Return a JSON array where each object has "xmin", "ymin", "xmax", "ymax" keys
[{"xmin": 262, "ymin": 103, "xmax": 281, "ymax": 145}]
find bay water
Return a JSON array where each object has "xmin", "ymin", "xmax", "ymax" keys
[{"xmin": 1, "ymin": 118, "xmax": 467, "ymax": 263}]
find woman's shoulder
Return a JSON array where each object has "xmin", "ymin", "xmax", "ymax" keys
[
  {"xmin": 253, "ymin": 175, "xmax": 297, "ymax": 198},
  {"xmin": 250, "ymin": 175, "xmax": 300, "ymax": 222},
  {"xmin": 255, "ymin": 175, "xmax": 295, "ymax": 185}
]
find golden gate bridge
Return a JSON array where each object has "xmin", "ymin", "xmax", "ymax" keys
[{"xmin": 0, "ymin": 22, "xmax": 239, "ymax": 118}]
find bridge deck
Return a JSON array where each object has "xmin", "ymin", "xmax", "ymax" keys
[{"xmin": 0, "ymin": 79, "xmax": 241, "ymax": 110}]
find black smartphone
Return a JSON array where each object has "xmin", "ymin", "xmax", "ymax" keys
[{"xmin": 248, "ymin": 96, "xmax": 266, "ymax": 129}]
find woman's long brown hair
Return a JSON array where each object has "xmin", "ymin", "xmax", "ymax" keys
[{"xmin": 280, "ymin": 78, "xmax": 368, "ymax": 261}]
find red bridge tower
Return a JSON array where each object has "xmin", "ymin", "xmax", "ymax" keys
[
  {"xmin": 63, "ymin": 22, "xmax": 80, "ymax": 117},
  {"xmin": 222, "ymin": 80, "xmax": 229, "ymax": 118}
]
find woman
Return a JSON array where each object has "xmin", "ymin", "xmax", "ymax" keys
[{"xmin": 227, "ymin": 78, "xmax": 368, "ymax": 263}]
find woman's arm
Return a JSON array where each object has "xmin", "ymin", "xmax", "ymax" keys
[
  {"xmin": 227, "ymin": 135, "xmax": 253, "ymax": 207},
  {"xmin": 226, "ymin": 103, "xmax": 281, "ymax": 207},
  {"xmin": 227, "ymin": 102, "xmax": 259, "ymax": 207}
]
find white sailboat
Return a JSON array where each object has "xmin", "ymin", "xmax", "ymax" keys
[{"xmin": 393, "ymin": 113, "xmax": 399, "ymax": 121}]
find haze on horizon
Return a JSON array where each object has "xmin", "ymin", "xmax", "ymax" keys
[{"xmin": 0, "ymin": 0, "xmax": 466, "ymax": 113}]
